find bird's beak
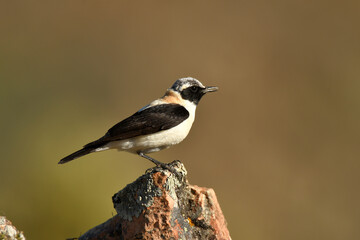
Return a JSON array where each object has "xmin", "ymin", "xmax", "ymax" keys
[{"xmin": 203, "ymin": 86, "xmax": 219, "ymax": 93}]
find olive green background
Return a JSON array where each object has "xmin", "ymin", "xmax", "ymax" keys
[{"xmin": 1, "ymin": 1, "xmax": 359, "ymax": 239}]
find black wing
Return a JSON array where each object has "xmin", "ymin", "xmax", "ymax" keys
[
  {"xmin": 85, "ymin": 103, "xmax": 189, "ymax": 147},
  {"xmin": 59, "ymin": 104, "xmax": 189, "ymax": 164}
]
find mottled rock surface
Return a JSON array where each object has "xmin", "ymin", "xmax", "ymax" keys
[
  {"xmin": 0, "ymin": 216, "xmax": 25, "ymax": 240},
  {"xmin": 79, "ymin": 160, "xmax": 231, "ymax": 240}
]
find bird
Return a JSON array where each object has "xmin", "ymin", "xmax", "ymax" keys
[{"xmin": 59, "ymin": 77, "xmax": 218, "ymax": 166}]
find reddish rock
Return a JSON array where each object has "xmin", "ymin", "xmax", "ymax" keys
[{"xmin": 79, "ymin": 160, "xmax": 231, "ymax": 240}]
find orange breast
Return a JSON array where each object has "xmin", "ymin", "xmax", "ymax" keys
[{"xmin": 161, "ymin": 90, "xmax": 183, "ymax": 104}]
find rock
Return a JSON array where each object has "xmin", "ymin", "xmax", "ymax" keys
[
  {"xmin": 0, "ymin": 216, "xmax": 26, "ymax": 240},
  {"xmin": 79, "ymin": 160, "xmax": 231, "ymax": 240}
]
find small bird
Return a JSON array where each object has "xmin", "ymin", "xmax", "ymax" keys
[{"xmin": 59, "ymin": 77, "xmax": 218, "ymax": 166}]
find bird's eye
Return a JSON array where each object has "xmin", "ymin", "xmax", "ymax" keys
[{"xmin": 190, "ymin": 86, "xmax": 198, "ymax": 92}]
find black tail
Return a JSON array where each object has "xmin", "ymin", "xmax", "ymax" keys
[{"xmin": 58, "ymin": 148, "xmax": 94, "ymax": 164}]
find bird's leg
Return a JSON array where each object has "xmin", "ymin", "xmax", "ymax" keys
[
  {"xmin": 137, "ymin": 152, "xmax": 180, "ymax": 179},
  {"xmin": 138, "ymin": 152, "xmax": 165, "ymax": 166}
]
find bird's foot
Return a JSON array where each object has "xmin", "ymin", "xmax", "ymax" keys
[
  {"xmin": 148, "ymin": 162, "xmax": 182, "ymax": 181},
  {"xmin": 138, "ymin": 152, "xmax": 183, "ymax": 180}
]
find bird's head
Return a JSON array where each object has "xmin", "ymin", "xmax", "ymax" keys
[{"xmin": 169, "ymin": 77, "xmax": 218, "ymax": 105}]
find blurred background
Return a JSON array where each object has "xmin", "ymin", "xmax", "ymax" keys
[{"xmin": 1, "ymin": 1, "xmax": 360, "ymax": 239}]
